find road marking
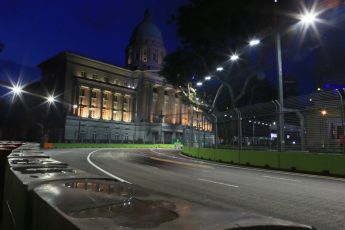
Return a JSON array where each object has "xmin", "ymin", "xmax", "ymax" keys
[
  {"xmin": 263, "ymin": 176, "xmax": 300, "ymax": 182},
  {"xmin": 198, "ymin": 178, "xmax": 239, "ymax": 188},
  {"xmin": 87, "ymin": 149, "xmax": 131, "ymax": 184},
  {"xmin": 150, "ymin": 156, "xmax": 212, "ymax": 169},
  {"xmin": 178, "ymin": 153, "xmax": 345, "ymax": 183}
]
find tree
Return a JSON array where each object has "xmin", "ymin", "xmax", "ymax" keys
[{"xmin": 161, "ymin": 0, "xmax": 297, "ymax": 110}]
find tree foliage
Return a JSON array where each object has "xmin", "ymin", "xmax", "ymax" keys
[{"xmin": 161, "ymin": 0, "xmax": 297, "ymax": 110}]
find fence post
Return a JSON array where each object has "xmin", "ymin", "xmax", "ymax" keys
[
  {"xmin": 190, "ymin": 106, "xmax": 194, "ymax": 147},
  {"xmin": 274, "ymin": 100, "xmax": 285, "ymax": 152},
  {"xmin": 337, "ymin": 90, "xmax": 345, "ymax": 153},
  {"xmin": 235, "ymin": 108, "xmax": 243, "ymax": 151},
  {"xmin": 211, "ymin": 113, "xmax": 218, "ymax": 149}
]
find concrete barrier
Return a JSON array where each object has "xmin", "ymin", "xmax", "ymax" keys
[
  {"xmin": 0, "ymin": 148, "xmax": 13, "ymax": 224},
  {"xmin": 0, "ymin": 142, "xmax": 22, "ymax": 224},
  {"xmin": 0, "ymin": 144, "xmax": 99, "ymax": 230},
  {"xmin": 182, "ymin": 146, "xmax": 345, "ymax": 176},
  {"xmin": 1, "ymin": 142, "xmax": 316, "ymax": 229}
]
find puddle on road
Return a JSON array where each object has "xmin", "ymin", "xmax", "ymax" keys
[
  {"xmin": 63, "ymin": 180, "xmax": 178, "ymax": 228},
  {"xmin": 68, "ymin": 197, "xmax": 178, "ymax": 229},
  {"xmin": 64, "ymin": 180, "xmax": 149, "ymax": 197}
]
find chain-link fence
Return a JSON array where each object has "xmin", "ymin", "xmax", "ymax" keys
[{"xmin": 215, "ymin": 90, "xmax": 345, "ymax": 153}]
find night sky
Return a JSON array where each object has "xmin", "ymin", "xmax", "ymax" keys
[
  {"xmin": 0, "ymin": 0, "xmax": 345, "ymax": 94},
  {"xmin": 0, "ymin": 0, "xmax": 188, "ymax": 82}
]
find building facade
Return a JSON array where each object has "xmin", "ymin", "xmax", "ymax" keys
[{"xmin": 38, "ymin": 11, "xmax": 214, "ymax": 144}]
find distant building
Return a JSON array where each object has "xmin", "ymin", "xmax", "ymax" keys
[{"xmin": 38, "ymin": 10, "xmax": 214, "ymax": 144}]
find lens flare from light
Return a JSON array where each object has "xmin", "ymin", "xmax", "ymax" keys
[
  {"xmin": 11, "ymin": 85, "xmax": 23, "ymax": 95},
  {"xmin": 230, "ymin": 54, "xmax": 239, "ymax": 62},
  {"xmin": 47, "ymin": 95, "xmax": 55, "ymax": 104}
]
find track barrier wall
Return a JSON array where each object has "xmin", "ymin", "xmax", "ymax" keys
[
  {"xmin": 182, "ymin": 146, "xmax": 345, "ymax": 176},
  {"xmin": 0, "ymin": 142, "xmax": 316, "ymax": 229}
]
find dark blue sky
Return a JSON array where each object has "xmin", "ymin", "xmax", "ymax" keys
[
  {"xmin": 0, "ymin": 0, "xmax": 188, "ymax": 82},
  {"xmin": 1, "ymin": 0, "xmax": 344, "ymax": 95}
]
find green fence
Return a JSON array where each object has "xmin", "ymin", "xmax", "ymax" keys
[{"xmin": 182, "ymin": 146, "xmax": 345, "ymax": 176}]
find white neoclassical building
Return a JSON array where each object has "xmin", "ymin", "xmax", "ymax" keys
[{"xmin": 38, "ymin": 10, "xmax": 214, "ymax": 144}]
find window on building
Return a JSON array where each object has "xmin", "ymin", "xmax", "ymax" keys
[
  {"xmin": 337, "ymin": 126, "xmax": 344, "ymax": 139},
  {"xmin": 123, "ymin": 97, "xmax": 128, "ymax": 104},
  {"xmin": 124, "ymin": 81, "xmax": 128, "ymax": 87},
  {"xmin": 103, "ymin": 94, "xmax": 108, "ymax": 100},
  {"xmin": 104, "ymin": 77, "xmax": 109, "ymax": 83},
  {"xmin": 158, "ymin": 52, "xmax": 163, "ymax": 64},
  {"xmin": 90, "ymin": 109, "xmax": 95, "ymax": 118},
  {"xmin": 93, "ymin": 74, "xmax": 98, "ymax": 80},
  {"xmin": 114, "ymin": 95, "xmax": 118, "ymax": 102},
  {"xmin": 142, "ymin": 48, "xmax": 148, "ymax": 62},
  {"xmin": 92, "ymin": 91, "xmax": 97, "ymax": 98},
  {"xmin": 153, "ymin": 51, "xmax": 157, "ymax": 62},
  {"xmin": 81, "ymin": 71, "xmax": 87, "ymax": 77},
  {"xmin": 80, "ymin": 88, "xmax": 86, "ymax": 96}
]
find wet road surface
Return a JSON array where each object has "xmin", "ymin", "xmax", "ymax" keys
[{"xmin": 45, "ymin": 148, "xmax": 345, "ymax": 230}]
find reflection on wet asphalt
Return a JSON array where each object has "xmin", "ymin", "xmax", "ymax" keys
[{"xmin": 45, "ymin": 148, "xmax": 345, "ymax": 230}]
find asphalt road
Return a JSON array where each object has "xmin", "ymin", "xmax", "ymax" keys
[{"xmin": 45, "ymin": 148, "xmax": 345, "ymax": 230}]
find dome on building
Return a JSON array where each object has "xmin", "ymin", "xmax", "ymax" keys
[
  {"xmin": 131, "ymin": 11, "xmax": 162, "ymax": 41},
  {"xmin": 125, "ymin": 10, "xmax": 166, "ymax": 71}
]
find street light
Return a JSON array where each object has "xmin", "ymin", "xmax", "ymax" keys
[
  {"xmin": 196, "ymin": 81, "xmax": 203, "ymax": 86},
  {"xmin": 249, "ymin": 39, "xmax": 260, "ymax": 47},
  {"xmin": 274, "ymin": 7, "xmax": 320, "ymax": 152},
  {"xmin": 300, "ymin": 11, "xmax": 317, "ymax": 25},
  {"xmin": 204, "ymin": 76, "xmax": 211, "ymax": 81},
  {"xmin": 11, "ymin": 85, "xmax": 23, "ymax": 95},
  {"xmin": 46, "ymin": 95, "xmax": 55, "ymax": 104},
  {"xmin": 321, "ymin": 109, "xmax": 327, "ymax": 116},
  {"xmin": 230, "ymin": 53, "xmax": 239, "ymax": 62},
  {"xmin": 216, "ymin": 66, "xmax": 223, "ymax": 72}
]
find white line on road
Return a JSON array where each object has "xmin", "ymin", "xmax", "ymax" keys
[
  {"xmin": 198, "ymin": 178, "xmax": 239, "ymax": 188},
  {"xmin": 263, "ymin": 176, "xmax": 300, "ymax": 182},
  {"xmin": 87, "ymin": 149, "xmax": 131, "ymax": 184}
]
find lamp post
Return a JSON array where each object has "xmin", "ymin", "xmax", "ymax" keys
[{"xmin": 274, "ymin": 0, "xmax": 318, "ymax": 151}]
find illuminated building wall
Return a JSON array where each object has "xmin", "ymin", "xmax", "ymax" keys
[{"xmin": 38, "ymin": 10, "xmax": 214, "ymax": 144}]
